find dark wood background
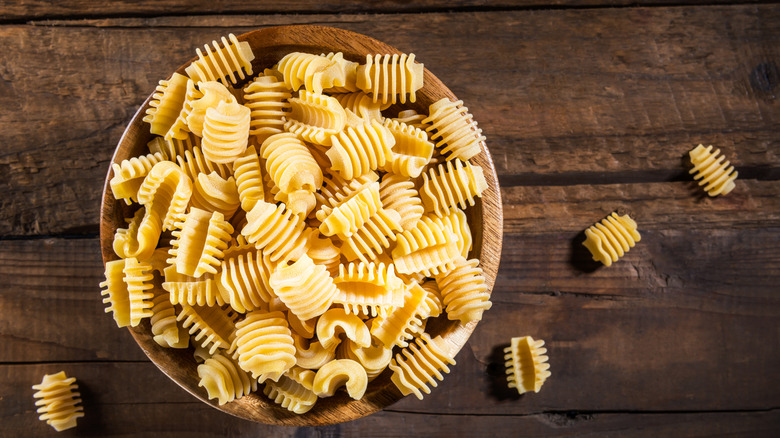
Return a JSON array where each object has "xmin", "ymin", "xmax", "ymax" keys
[{"xmin": 1, "ymin": 1, "xmax": 779, "ymax": 436}]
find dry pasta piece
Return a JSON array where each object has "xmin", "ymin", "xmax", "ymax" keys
[
  {"xmin": 176, "ymin": 146, "xmax": 232, "ymax": 182},
  {"xmin": 381, "ymin": 119, "xmax": 434, "ymax": 178},
  {"xmin": 284, "ymin": 90, "xmax": 347, "ymax": 146},
  {"xmin": 332, "ymin": 261, "xmax": 405, "ymax": 317},
  {"xmin": 110, "ymin": 152, "xmax": 166, "ymax": 204},
  {"xmin": 293, "ymin": 334, "xmax": 336, "ymax": 370},
  {"xmin": 198, "ymin": 352, "xmax": 256, "ymax": 405},
  {"xmin": 144, "ymin": 72, "xmax": 189, "ymax": 136},
  {"xmin": 504, "ymin": 336, "xmax": 551, "ymax": 394},
  {"xmin": 422, "ymin": 98, "xmax": 485, "ymax": 162},
  {"xmin": 392, "ymin": 109, "xmax": 430, "ymax": 133},
  {"xmin": 419, "ymin": 280, "xmax": 443, "ymax": 320},
  {"xmin": 420, "ymin": 159, "xmax": 488, "ymax": 218},
  {"xmin": 185, "ymin": 33, "xmax": 255, "ymax": 85},
  {"xmin": 243, "ymin": 74, "xmax": 292, "ymax": 144},
  {"xmin": 337, "ymin": 339, "xmax": 393, "ymax": 381},
  {"xmin": 166, "ymin": 78, "xmax": 199, "ymax": 140},
  {"xmin": 162, "ymin": 265, "xmax": 222, "ymax": 307},
  {"xmin": 177, "ymin": 303, "xmax": 236, "ymax": 355},
  {"xmin": 312, "ymin": 359, "xmax": 368, "ymax": 400},
  {"xmin": 218, "ymin": 249, "xmax": 275, "ymax": 313},
  {"xmin": 582, "ymin": 212, "xmax": 641, "ymax": 267},
  {"xmin": 317, "ymin": 181, "xmax": 382, "ymax": 240},
  {"xmin": 276, "ymin": 52, "xmax": 348, "ymax": 94},
  {"xmin": 100, "ymin": 259, "xmax": 132, "ymax": 327},
  {"xmin": 149, "ymin": 132, "xmax": 200, "ymax": 162},
  {"xmin": 233, "ymin": 310, "xmax": 296, "ymax": 380},
  {"xmin": 137, "ymin": 161, "xmax": 193, "ymax": 232},
  {"xmin": 392, "ymin": 215, "xmax": 460, "ymax": 277},
  {"xmin": 326, "ymin": 119, "xmax": 396, "ymax": 180},
  {"xmin": 322, "ymin": 52, "xmax": 359, "ymax": 93},
  {"xmin": 241, "ymin": 201, "xmax": 311, "ymax": 263},
  {"xmin": 689, "ymin": 144, "xmax": 738, "ymax": 196},
  {"xmin": 379, "ymin": 173, "xmax": 424, "ymax": 231},
  {"xmin": 428, "ymin": 209, "xmax": 472, "ymax": 258},
  {"xmin": 190, "ymin": 172, "xmax": 241, "ymax": 219},
  {"xmin": 150, "ymin": 289, "xmax": 189, "ymax": 349},
  {"xmin": 186, "ymin": 81, "xmax": 235, "ymax": 137},
  {"xmin": 333, "ymin": 91, "xmax": 383, "ymax": 121},
  {"xmin": 306, "ymin": 232, "xmax": 341, "ymax": 277},
  {"xmin": 435, "ymin": 257, "xmax": 492, "ymax": 324},
  {"xmin": 371, "ymin": 282, "xmax": 427, "ymax": 348},
  {"xmin": 260, "ymin": 132, "xmax": 323, "ymax": 197},
  {"xmin": 263, "ymin": 367, "xmax": 318, "ymax": 414},
  {"xmin": 231, "ymin": 145, "xmax": 265, "ymax": 213},
  {"xmin": 32, "ymin": 371, "xmax": 84, "ymax": 432},
  {"xmin": 286, "ymin": 309, "xmax": 316, "ymax": 340},
  {"xmin": 168, "ymin": 208, "xmax": 234, "ymax": 278},
  {"xmin": 317, "ymin": 308, "xmax": 372, "ymax": 350},
  {"xmin": 341, "ymin": 208, "xmax": 403, "ymax": 264},
  {"xmin": 201, "ymin": 100, "xmax": 251, "ymax": 164},
  {"xmin": 389, "ymin": 333, "xmax": 455, "ymax": 400},
  {"xmin": 315, "ymin": 171, "xmax": 379, "ymax": 214},
  {"xmin": 113, "ymin": 207, "xmax": 157, "ymax": 261},
  {"xmin": 269, "ymin": 254, "xmax": 338, "ymax": 321},
  {"xmin": 356, "ymin": 53, "xmax": 424, "ymax": 105},
  {"xmin": 123, "ymin": 257, "xmax": 155, "ymax": 327}
]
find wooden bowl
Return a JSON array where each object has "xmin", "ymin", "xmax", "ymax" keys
[{"xmin": 99, "ymin": 25, "xmax": 503, "ymax": 426}]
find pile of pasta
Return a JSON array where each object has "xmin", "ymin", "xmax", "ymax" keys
[{"xmin": 101, "ymin": 33, "xmax": 493, "ymax": 414}]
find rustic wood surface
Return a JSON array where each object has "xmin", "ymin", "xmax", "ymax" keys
[{"xmin": 1, "ymin": 1, "xmax": 779, "ymax": 436}]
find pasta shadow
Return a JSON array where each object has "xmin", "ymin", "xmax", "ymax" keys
[
  {"xmin": 485, "ymin": 343, "xmax": 522, "ymax": 401},
  {"xmin": 569, "ymin": 230, "xmax": 602, "ymax": 273}
]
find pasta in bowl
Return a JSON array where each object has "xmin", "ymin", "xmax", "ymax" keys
[{"xmin": 99, "ymin": 25, "xmax": 503, "ymax": 425}]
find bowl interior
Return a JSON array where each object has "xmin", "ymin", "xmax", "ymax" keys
[{"xmin": 99, "ymin": 24, "xmax": 503, "ymax": 426}]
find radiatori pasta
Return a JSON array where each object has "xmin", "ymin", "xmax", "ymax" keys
[{"xmin": 105, "ymin": 34, "xmax": 494, "ymax": 414}]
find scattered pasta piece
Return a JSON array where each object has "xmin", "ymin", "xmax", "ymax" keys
[
  {"xmin": 504, "ymin": 336, "xmax": 551, "ymax": 395},
  {"xmin": 32, "ymin": 372, "xmax": 84, "ymax": 432},
  {"xmin": 582, "ymin": 212, "xmax": 641, "ymax": 267},
  {"xmin": 689, "ymin": 144, "xmax": 738, "ymax": 197}
]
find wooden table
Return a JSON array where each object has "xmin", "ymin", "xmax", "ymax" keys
[{"xmin": 2, "ymin": 1, "xmax": 779, "ymax": 436}]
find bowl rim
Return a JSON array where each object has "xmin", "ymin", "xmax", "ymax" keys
[{"xmin": 99, "ymin": 24, "xmax": 504, "ymax": 426}]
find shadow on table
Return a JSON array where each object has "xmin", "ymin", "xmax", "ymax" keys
[
  {"xmin": 485, "ymin": 343, "xmax": 522, "ymax": 401},
  {"xmin": 569, "ymin": 230, "xmax": 602, "ymax": 273}
]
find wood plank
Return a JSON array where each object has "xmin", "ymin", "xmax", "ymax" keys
[{"xmin": 1, "ymin": 6, "xmax": 779, "ymax": 235}]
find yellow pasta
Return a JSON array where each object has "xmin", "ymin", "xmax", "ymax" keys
[
  {"xmin": 113, "ymin": 207, "xmax": 157, "ymax": 261},
  {"xmin": 162, "ymin": 265, "xmax": 223, "ymax": 307},
  {"xmin": 137, "ymin": 161, "xmax": 193, "ymax": 232},
  {"xmin": 337, "ymin": 339, "xmax": 393, "ymax": 381},
  {"xmin": 392, "ymin": 215, "xmax": 460, "ymax": 277},
  {"xmin": 185, "ymin": 33, "xmax": 255, "ymax": 85},
  {"xmin": 341, "ymin": 207, "xmax": 403, "ymax": 264},
  {"xmin": 32, "ymin": 371, "xmax": 84, "ymax": 432},
  {"xmin": 263, "ymin": 367, "xmax": 318, "ymax": 414},
  {"xmin": 99, "ymin": 259, "xmax": 132, "ymax": 328},
  {"xmin": 241, "ymin": 201, "xmax": 311, "ymax": 263},
  {"xmin": 317, "ymin": 181, "xmax": 382, "ymax": 240},
  {"xmin": 422, "ymin": 98, "xmax": 485, "ymax": 161},
  {"xmin": 177, "ymin": 303, "xmax": 236, "ymax": 355},
  {"xmin": 276, "ymin": 52, "xmax": 348, "ymax": 94},
  {"xmin": 316, "ymin": 308, "xmax": 372, "ymax": 350},
  {"xmin": 150, "ymin": 290, "xmax": 189, "ymax": 349},
  {"xmin": 419, "ymin": 280, "xmax": 443, "ymax": 320},
  {"xmin": 326, "ymin": 119, "xmax": 396, "ymax": 180},
  {"xmin": 244, "ymin": 74, "xmax": 292, "ymax": 144},
  {"xmin": 201, "ymin": 100, "xmax": 251, "ymax": 164},
  {"xmin": 110, "ymin": 152, "xmax": 166, "ymax": 204},
  {"xmin": 332, "ymin": 261, "xmax": 405, "ymax": 317},
  {"xmin": 166, "ymin": 78, "xmax": 199, "ymax": 141},
  {"xmin": 293, "ymin": 334, "xmax": 336, "ymax": 370},
  {"xmin": 316, "ymin": 171, "xmax": 379, "ymax": 214},
  {"xmin": 284, "ymin": 90, "xmax": 347, "ymax": 146},
  {"xmin": 231, "ymin": 145, "xmax": 265, "ymax": 213},
  {"xmin": 381, "ymin": 119, "xmax": 434, "ymax": 178},
  {"xmin": 356, "ymin": 53, "xmax": 424, "ymax": 105},
  {"xmin": 168, "ymin": 208, "xmax": 234, "ymax": 278},
  {"xmin": 322, "ymin": 52, "xmax": 360, "ymax": 93},
  {"xmin": 504, "ymin": 336, "xmax": 551, "ymax": 394},
  {"xmin": 190, "ymin": 172, "xmax": 241, "ymax": 219},
  {"xmin": 435, "ymin": 257, "xmax": 491, "ymax": 324},
  {"xmin": 689, "ymin": 144, "xmax": 738, "ymax": 196},
  {"xmin": 148, "ymin": 133, "xmax": 198, "ymax": 162},
  {"xmin": 198, "ymin": 352, "xmax": 256, "ymax": 405},
  {"xmin": 306, "ymin": 232, "xmax": 341, "ymax": 277},
  {"xmin": 269, "ymin": 254, "xmax": 338, "ymax": 321},
  {"xmin": 371, "ymin": 282, "xmax": 427, "ymax": 348},
  {"xmin": 333, "ymin": 91, "xmax": 383, "ymax": 121},
  {"xmin": 218, "ymin": 249, "xmax": 275, "ymax": 313},
  {"xmin": 389, "ymin": 333, "xmax": 455, "ymax": 400},
  {"xmin": 143, "ymin": 72, "xmax": 189, "ymax": 136},
  {"xmin": 124, "ymin": 257, "xmax": 155, "ymax": 327},
  {"xmin": 233, "ymin": 310, "xmax": 296, "ymax": 379},
  {"xmin": 582, "ymin": 212, "xmax": 641, "ymax": 267},
  {"xmin": 176, "ymin": 146, "xmax": 232, "ymax": 182},
  {"xmin": 260, "ymin": 132, "xmax": 323, "ymax": 197},
  {"xmin": 420, "ymin": 159, "xmax": 488, "ymax": 218},
  {"xmin": 392, "ymin": 109, "xmax": 431, "ymax": 133},
  {"xmin": 186, "ymin": 81, "xmax": 235, "ymax": 137},
  {"xmin": 379, "ymin": 173, "xmax": 424, "ymax": 231},
  {"xmin": 312, "ymin": 359, "xmax": 368, "ymax": 400},
  {"xmin": 428, "ymin": 209, "xmax": 472, "ymax": 259}
]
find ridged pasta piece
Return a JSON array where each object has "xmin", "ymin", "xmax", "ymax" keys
[
  {"xmin": 186, "ymin": 81, "xmax": 235, "ymax": 137},
  {"xmin": 322, "ymin": 52, "xmax": 359, "ymax": 93},
  {"xmin": 263, "ymin": 367, "xmax": 318, "ymax": 414},
  {"xmin": 176, "ymin": 146, "xmax": 232, "ymax": 182},
  {"xmin": 218, "ymin": 249, "xmax": 275, "ymax": 313},
  {"xmin": 392, "ymin": 215, "xmax": 460, "ymax": 277},
  {"xmin": 419, "ymin": 280, "xmax": 443, "ymax": 320},
  {"xmin": 201, "ymin": 100, "xmax": 251, "ymax": 164},
  {"xmin": 144, "ymin": 72, "xmax": 189, "ymax": 136},
  {"xmin": 381, "ymin": 119, "xmax": 434, "ymax": 178},
  {"xmin": 241, "ymin": 201, "xmax": 311, "ymax": 263},
  {"xmin": 689, "ymin": 144, "xmax": 738, "ymax": 196},
  {"xmin": 177, "ymin": 303, "xmax": 236, "ymax": 355},
  {"xmin": 315, "ymin": 171, "xmax": 379, "ymax": 213},
  {"xmin": 148, "ymin": 133, "xmax": 199, "ymax": 162},
  {"xmin": 99, "ymin": 259, "xmax": 132, "ymax": 327},
  {"xmin": 333, "ymin": 91, "xmax": 383, "ymax": 121},
  {"xmin": 306, "ymin": 232, "xmax": 341, "ymax": 277},
  {"xmin": 428, "ymin": 209, "xmax": 472, "ymax": 258},
  {"xmin": 504, "ymin": 336, "xmax": 551, "ymax": 394},
  {"xmin": 337, "ymin": 339, "xmax": 393, "ymax": 380},
  {"xmin": 332, "ymin": 261, "xmax": 405, "ymax": 317},
  {"xmin": 168, "ymin": 208, "xmax": 233, "ymax": 277},
  {"xmin": 317, "ymin": 181, "xmax": 382, "ymax": 240},
  {"xmin": 137, "ymin": 161, "xmax": 193, "ymax": 231},
  {"xmin": 260, "ymin": 132, "xmax": 323, "ymax": 195},
  {"xmin": 379, "ymin": 173, "xmax": 424, "ymax": 231},
  {"xmin": 185, "ymin": 33, "xmax": 255, "ymax": 85},
  {"xmin": 393, "ymin": 109, "xmax": 430, "ymax": 133},
  {"xmin": 243, "ymin": 74, "xmax": 292, "ymax": 144},
  {"xmin": 269, "ymin": 254, "xmax": 338, "ymax": 321},
  {"xmin": 276, "ymin": 52, "xmax": 348, "ymax": 94},
  {"xmin": 162, "ymin": 265, "xmax": 222, "ymax": 307},
  {"xmin": 190, "ymin": 172, "xmax": 241, "ymax": 219},
  {"xmin": 293, "ymin": 334, "xmax": 336, "ymax": 370},
  {"xmin": 312, "ymin": 359, "xmax": 368, "ymax": 400},
  {"xmin": 110, "ymin": 152, "xmax": 166, "ymax": 204},
  {"xmin": 113, "ymin": 207, "xmax": 157, "ymax": 261},
  {"xmin": 389, "ymin": 333, "xmax": 456, "ymax": 400},
  {"xmin": 420, "ymin": 159, "xmax": 488, "ymax": 218},
  {"xmin": 166, "ymin": 78, "xmax": 199, "ymax": 140},
  {"xmin": 233, "ymin": 310, "xmax": 296, "ymax": 379},
  {"xmin": 198, "ymin": 352, "xmax": 256, "ymax": 405},
  {"xmin": 123, "ymin": 257, "xmax": 155, "ymax": 327},
  {"xmin": 286, "ymin": 310, "xmax": 316, "ymax": 340},
  {"xmin": 371, "ymin": 282, "xmax": 427, "ymax": 348},
  {"xmin": 32, "ymin": 371, "xmax": 84, "ymax": 432},
  {"xmin": 150, "ymin": 290, "xmax": 189, "ymax": 349},
  {"xmin": 326, "ymin": 119, "xmax": 395, "ymax": 180},
  {"xmin": 356, "ymin": 53, "xmax": 424, "ymax": 105},
  {"xmin": 422, "ymin": 98, "xmax": 485, "ymax": 162},
  {"xmin": 341, "ymin": 208, "xmax": 403, "ymax": 264},
  {"xmin": 231, "ymin": 145, "xmax": 265, "ymax": 213},
  {"xmin": 284, "ymin": 90, "xmax": 346, "ymax": 146},
  {"xmin": 316, "ymin": 308, "xmax": 372, "ymax": 350},
  {"xmin": 582, "ymin": 212, "xmax": 641, "ymax": 267},
  {"xmin": 435, "ymin": 257, "xmax": 492, "ymax": 324}
]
